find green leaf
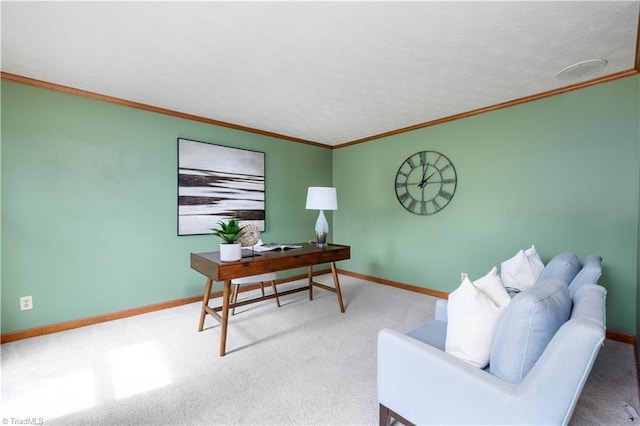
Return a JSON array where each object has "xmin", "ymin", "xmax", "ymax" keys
[{"xmin": 211, "ymin": 218, "xmax": 245, "ymax": 243}]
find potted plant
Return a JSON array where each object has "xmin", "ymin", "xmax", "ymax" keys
[{"xmin": 211, "ymin": 218, "xmax": 245, "ymax": 261}]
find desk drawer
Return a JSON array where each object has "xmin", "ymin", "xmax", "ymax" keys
[{"xmin": 217, "ymin": 261, "xmax": 274, "ymax": 280}]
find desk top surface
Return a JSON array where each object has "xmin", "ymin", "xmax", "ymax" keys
[{"xmin": 190, "ymin": 243, "xmax": 350, "ymax": 281}]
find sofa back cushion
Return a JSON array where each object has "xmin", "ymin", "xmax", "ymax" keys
[
  {"xmin": 569, "ymin": 255, "xmax": 602, "ymax": 298},
  {"xmin": 489, "ymin": 279, "xmax": 571, "ymax": 383},
  {"xmin": 537, "ymin": 252, "xmax": 581, "ymax": 285}
]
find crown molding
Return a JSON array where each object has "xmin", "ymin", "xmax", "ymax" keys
[
  {"xmin": 0, "ymin": 72, "xmax": 329, "ymax": 149},
  {"xmin": 3, "ymin": 67, "xmax": 639, "ymax": 151},
  {"xmin": 335, "ymin": 68, "xmax": 640, "ymax": 149}
]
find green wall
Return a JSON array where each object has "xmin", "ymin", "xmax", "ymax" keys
[
  {"xmin": 333, "ymin": 76, "xmax": 640, "ymax": 335},
  {"xmin": 3, "ymin": 76, "xmax": 640, "ymax": 337},
  {"xmin": 1, "ymin": 81, "xmax": 333, "ymax": 333}
]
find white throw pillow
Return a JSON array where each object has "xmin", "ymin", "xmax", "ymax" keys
[
  {"xmin": 501, "ymin": 246, "xmax": 544, "ymax": 292},
  {"xmin": 525, "ymin": 244, "xmax": 545, "ymax": 275},
  {"xmin": 445, "ymin": 277, "xmax": 507, "ymax": 368},
  {"xmin": 473, "ymin": 266, "xmax": 511, "ymax": 308}
]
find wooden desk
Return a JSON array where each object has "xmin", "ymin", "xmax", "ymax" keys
[{"xmin": 191, "ymin": 243, "xmax": 351, "ymax": 356}]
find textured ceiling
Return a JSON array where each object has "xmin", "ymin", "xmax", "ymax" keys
[{"xmin": 2, "ymin": 1, "xmax": 639, "ymax": 147}]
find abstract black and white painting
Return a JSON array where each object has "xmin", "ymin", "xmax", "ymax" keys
[{"xmin": 178, "ymin": 138, "xmax": 265, "ymax": 236}]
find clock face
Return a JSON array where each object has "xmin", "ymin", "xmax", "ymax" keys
[{"xmin": 394, "ymin": 151, "xmax": 457, "ymax": 215}]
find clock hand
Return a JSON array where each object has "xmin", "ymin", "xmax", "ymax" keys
[
  {"xmin": 422, "ymin": 172, "xmax": 435, "ymax": 186},
  {"xmin": 417, "ymin": 165, "xmax": 428, "ymax": 188}
]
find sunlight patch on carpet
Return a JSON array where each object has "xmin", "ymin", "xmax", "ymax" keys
[
  {"xmin": 108, "ymin": 341, "xmax": 172, "ymax": 399},
  {"xmin": 3, "ymin": 368, "xmax": 96, "ymax": 420}
]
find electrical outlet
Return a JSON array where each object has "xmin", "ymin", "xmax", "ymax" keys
[
  {"xmin": 461, "ymin": 272, "xmax": 468, "ymax": 282},
  {"xmin": 20, "ymin": 296, "xmax": 33, "ymax": 311}
]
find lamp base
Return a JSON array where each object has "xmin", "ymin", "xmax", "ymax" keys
[
  {"xmin": 315, "ymin": 231, "xmax": 327, "ymax": 248},
  {"xmin": 314, "ymin": 210, "xmax": 329, "ymax": 248}
]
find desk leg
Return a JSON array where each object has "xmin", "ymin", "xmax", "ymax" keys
[
  {"xmin": 198, "ymin": 277, "xmax": 213, "ymax": 332},
  {"xmin": 308, "ymin": 265, "xmax": 314, "ymax": 300},
  {"xmin": 219, "ymin": 279, "xmax": 231, "ymax": 357},
  {"xmin": 331, "ymin": 262, "xmax": 345, "ymax": 313}
]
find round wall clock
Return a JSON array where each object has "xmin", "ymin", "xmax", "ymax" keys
[{"xmin": 394, "ymin": 150, "xmax": 457, "ymax": 215}]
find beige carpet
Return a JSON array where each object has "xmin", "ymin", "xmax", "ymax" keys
[
  {"xmin": 1, "ymin": 275, "xmax": 638, "ymax": 425},
  {"xmin": 570, "ymin": 338, "xmax": 639, "ymax": 425}
]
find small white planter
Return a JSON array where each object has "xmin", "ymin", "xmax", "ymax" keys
[{"xmin": 219, "ymin": 243, "xmax": 242, "ymax": 262}]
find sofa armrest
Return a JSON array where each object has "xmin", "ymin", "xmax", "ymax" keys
[
  {"xmin": 377, "ymin": 317, "xmax": 605, "ymax": 425},
  {"xmin": 378, "ymin": 328, "xmax": 519, "ymax": 425},
  {"xmin": 434, "ymin": 298, "xmax": 448, "ymax": 322}
]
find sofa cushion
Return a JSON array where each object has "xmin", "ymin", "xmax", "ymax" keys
[
  {"xmin": 569, "ymin": 255, "xmax": 602, "ymax": 298},
  {"xmin": 407, "ymin": 320, "xmax": 447, "ymax": 350},
  {"xmin": 445, "ymin": 277, "xmax": 507, "ymax": 368},
  {"xmin": 500, "ymin": 245, "xmax": 544, "ymax": 292},
  {"xmin": 489, "ymin": 279, "xmax": 571, "ymax": 383},
  {"xmin": 537, "ymin": 252, "xmax": 581, "ymax": 286}
]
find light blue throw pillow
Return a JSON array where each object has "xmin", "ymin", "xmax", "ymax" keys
[
  {"xmin": 537, "ymin": 252, "xmax": 581, "ymax": 285},
  {"xmin": 569, "ymin": 255, "xmax": 602, "ymax": 298},
  {"xmin": 489, "ymin": 279, "xmax": 571, "ymax": 383}
]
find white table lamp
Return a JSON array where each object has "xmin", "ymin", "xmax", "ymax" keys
[{"xmin": 305, "ymin": 187, "xmax": 338, "ymax": 247}]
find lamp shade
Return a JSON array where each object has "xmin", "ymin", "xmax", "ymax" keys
[{"xmin": 305, "ymin": 187, "xmax": 338, "ymax": 210}]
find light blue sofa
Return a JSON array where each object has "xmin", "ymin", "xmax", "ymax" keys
[{"xmin": 377, "ymin": 253, "xmax": 605, "ymax": 426}]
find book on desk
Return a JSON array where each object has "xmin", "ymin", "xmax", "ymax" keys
[{"xmin": 243, "ymin": 243, "xmax": 303, "ymax": 253}]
